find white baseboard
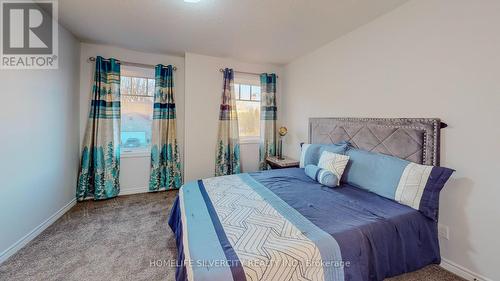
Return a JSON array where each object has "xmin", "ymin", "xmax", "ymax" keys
[
  {"xmin": 0, "ymin": 198, "xmax": 76, "ymax": 264},
  {"xmin": 440, "ymin": 258, "xmax": 492, "ymax": 281},
  {"xmin": 119, "ymin": 186, "xmax": 149, "ymax": 196},
  {"xmin": 0, "ymin": 188, "xmax": 151, "ymax": 265}
]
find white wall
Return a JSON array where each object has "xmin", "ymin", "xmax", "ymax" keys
[
  {"xmin": 184, "ymin": 53, "xmax": 283, "ymax": 181},
  {"xmin": 282, "ymin": 0, "xmax": 500, "ymax": 280},
  {"xmin": 79, "ymin": 43, "xmax": 185, "ymax": 194},
  {"xmin": 0, "ymin": 27, "xmax": 80, "ymax": 261}
]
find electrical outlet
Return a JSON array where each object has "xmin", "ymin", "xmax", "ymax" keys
[{"xmin": 438, "ymin": 224, "xmax": 449, "ymax": 240}]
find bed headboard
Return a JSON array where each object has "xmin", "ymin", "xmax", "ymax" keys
[{"xmin": 309, "ymin": 118, "xmax": 443, "ymax": 166}]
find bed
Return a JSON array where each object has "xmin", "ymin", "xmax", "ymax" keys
[{"xmin": 169, "ymin": 118, "xmax": 448, "ymax": 281}]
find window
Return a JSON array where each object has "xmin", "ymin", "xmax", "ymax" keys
[
  {"xmin": 234, "ymin": 81, "xmax": 261, "ymax": 141},
  {"xmin": 120, "ymin": 69, "xmax": 154, "ymax": 155}
]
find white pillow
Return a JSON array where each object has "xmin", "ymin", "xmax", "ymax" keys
[{"xmin": 317, "ymin": 151, "xmax": 350, "ymax": 186}]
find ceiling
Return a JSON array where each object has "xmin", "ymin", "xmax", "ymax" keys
[{"xmin": 58, "ymin": 0, "xmax": 409, "ymax": 65}]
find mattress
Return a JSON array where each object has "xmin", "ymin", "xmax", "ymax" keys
[{"xmin": 169, "ymin": 168, "xmax": 440, "ymax": 281}]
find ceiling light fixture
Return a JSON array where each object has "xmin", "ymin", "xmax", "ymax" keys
[{"xmin": 184, "ymin": 0, "xmax": 201, "ymax": 3}]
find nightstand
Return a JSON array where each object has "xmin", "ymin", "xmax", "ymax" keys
[{"xmin": 265, "ymin": 156, "xmax": 300, "ymax": 169}]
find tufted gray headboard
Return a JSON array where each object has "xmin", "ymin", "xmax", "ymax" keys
[{"xmin": 309, "ymin": 118, "xmax": 444, "ymax": 166}]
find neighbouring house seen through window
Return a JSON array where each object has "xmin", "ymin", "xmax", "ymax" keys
[
  {"xmin": 120, "ymin": 66, "xmax": 155, "ymax": 155},
  {"xmin": 234, "ymin": 80, "xmax": 261, "ymax": 141}
]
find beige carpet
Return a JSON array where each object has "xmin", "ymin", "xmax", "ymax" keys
[{"xmin": 0, "ymin": 191, "xmax": 464, "ymax": 281}]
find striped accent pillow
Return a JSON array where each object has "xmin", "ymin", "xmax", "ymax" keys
[
  {"xmin": 317, "ymin": 151, "xmax": 350, "ymax": 186},
  {"xmin": 304, "ymin": 165, "xmax": 338, "ymax": 187}
]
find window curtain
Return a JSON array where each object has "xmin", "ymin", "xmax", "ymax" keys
[
  {"xmin": 258, "ymin": 73, "xmax": 278, "ymax": 170},
  {"xmin": 77, "ymin": 56, "xmax": 121, "ymax": 201},
  {"xmin": 215, "ymin": 68, "xmax": 241, "ymax": 176},
  {"xmin": 149, "ymin": 65, "xmax": 182, "ymax": 191}
]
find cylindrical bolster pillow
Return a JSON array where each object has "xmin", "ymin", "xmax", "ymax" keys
[{"xmin": 305, "ymin": 164, "xmax": 339, "ymax": 187}]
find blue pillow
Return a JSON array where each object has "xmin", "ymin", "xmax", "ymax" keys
[
  {"xmin": 343, "ymin": 147, "xmax": 454, "ymax": 221},
  {"xmin": 304, "ymin": 164, "xmax": 338, "ymax": 187},
  {"xmin": 299, "ymin": 141, "xmax": 349, "ymax": 168}
]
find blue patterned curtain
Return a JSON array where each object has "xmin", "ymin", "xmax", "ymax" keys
[
  {"xmin": 77, "ymin": 56, "xmax": 121, "ymax": 201},
  {"xmin": 215, "ymin": 68, "xmax": 241, "ymax": 176},
  {"xmin": 258, "ymin": 73, "xmax": 277, "ymax": 170},
  {"xmin": 149, "ymin": 65, "xmax": 182, "ymax": 191}
]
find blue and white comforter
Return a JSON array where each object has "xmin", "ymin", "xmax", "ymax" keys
[{"xmin": 169, "ymin": 168, "xmax": 440, "ymax": 281}]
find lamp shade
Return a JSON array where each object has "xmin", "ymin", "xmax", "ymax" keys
[{"xmin": 278, "ymin": 126, "xmax": 288, "ymax": 137}]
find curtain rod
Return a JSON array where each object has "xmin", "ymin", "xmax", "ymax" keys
[
  {"xmin": 219, "ymin": 68, "xmax": 278, "ymax": 78},
  {"xmin": 88, "ymin": 57, "xmax": 177, "ymax": 71}
]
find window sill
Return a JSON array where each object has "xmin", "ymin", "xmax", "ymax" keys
[
  {"xmin": 121, "ymin": 150, "xmax": 150, "ymax": 158},
  {"xmin": 240, "ymin": 138, "xmax": 260, "ymax": 144}
]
